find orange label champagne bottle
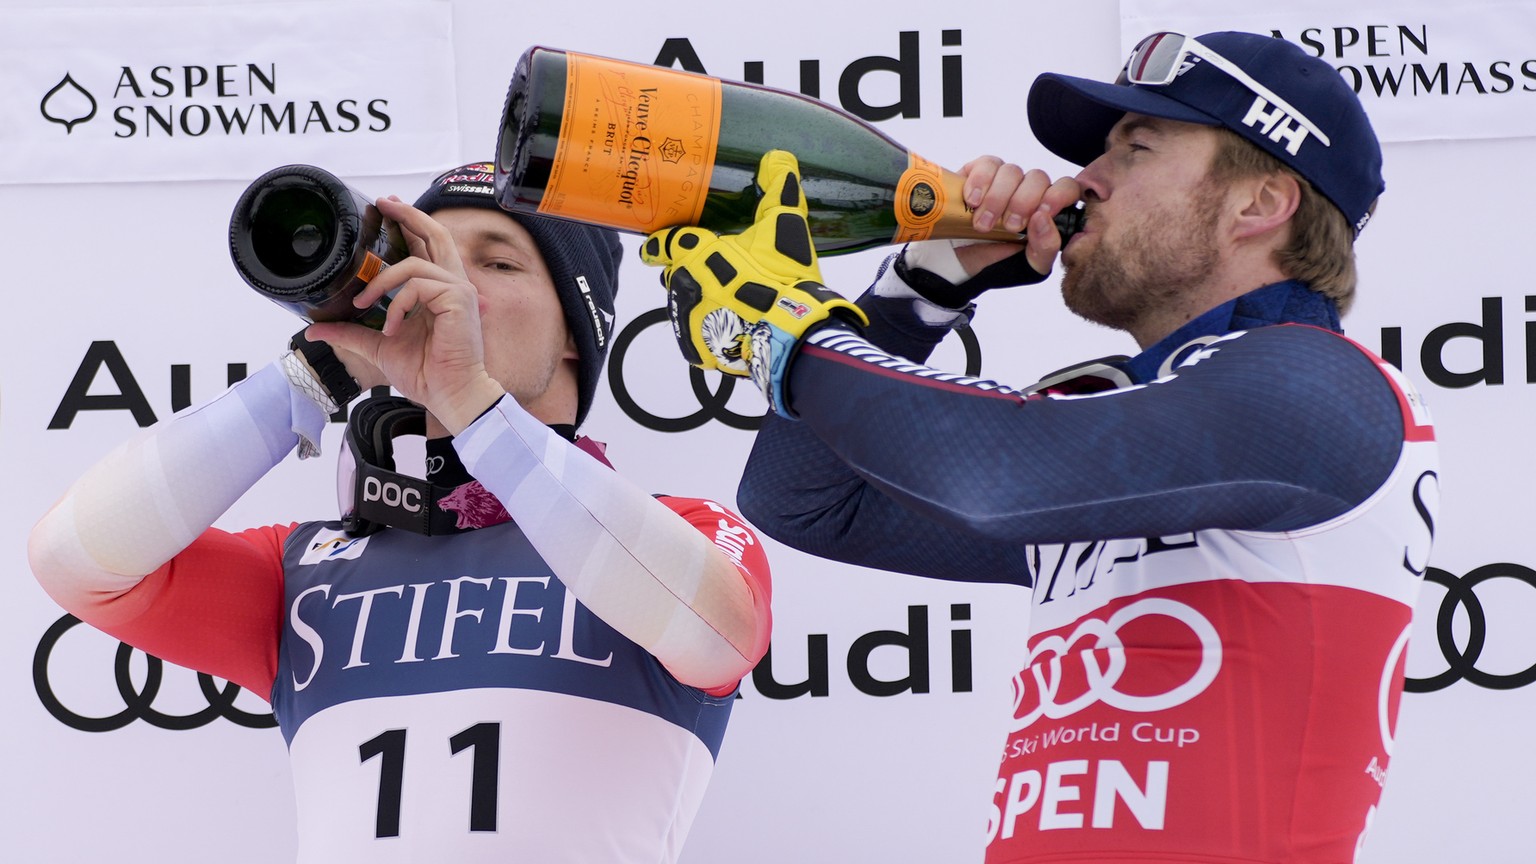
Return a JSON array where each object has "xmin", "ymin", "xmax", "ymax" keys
[{"xmin": 494, "ymin": 46, "xmax": 1080, "ymax": 256}]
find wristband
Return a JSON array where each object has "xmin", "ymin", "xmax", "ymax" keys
[
  {"xmin": 284, "ymin": 329, "xmax": 361, "ymax": 413},
  {"xmin": 894, "ymin": 240, "xmax": 1050, "ymax": 310},
  {"xmin": 893, "ymin": 243, "xmax": 977, "ymax": 310}
]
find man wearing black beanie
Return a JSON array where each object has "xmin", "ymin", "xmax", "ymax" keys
[{"xmin": 30, "ymin": 162, "xmax": 772, "ymax": 863}]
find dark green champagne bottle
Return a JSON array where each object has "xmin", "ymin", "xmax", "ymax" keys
[
  {"xmin": 494, "ymin": 46, "xmax": 1080, "ymax": 256},
  {"xmin": 228, "ymin": 164, "xmax": 407, "ymax": 328}
]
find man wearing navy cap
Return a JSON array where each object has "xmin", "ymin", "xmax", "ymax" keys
[
  {"xmin": 31, "ymin": 163, "xmax": 772, "ymax": 862},
  {"xmin": 642, "ymin": 31, "xmax": 1436, "ymax": 863}
]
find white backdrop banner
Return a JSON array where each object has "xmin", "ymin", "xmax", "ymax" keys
[
  {"xmin": 1122, "ymin": 0, "xmax": 1536, "ymax": 144},
  {"xmin": 0, "ymin": 0, "xmax": 460, "ymax": 184},
  {"xmin": 4, "ymin": 0, "xmax": 1536, "ymax": 863}
]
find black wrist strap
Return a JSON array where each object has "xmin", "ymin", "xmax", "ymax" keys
[
  {"xmin": 290, "ymin": 328, "xmax": 361, "ymax": 406},
  {"xmin": 894, "ymin": 244, "xmax": 1051, "ymax": 310},
  {"xmin": 892, "ymin": 248, "xmax": 977, "ymax": 310}
]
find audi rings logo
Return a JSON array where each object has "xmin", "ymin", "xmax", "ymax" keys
[
  {"xmin": 33, "ymin": 614, "xmax": 275, "ymax": 732},
  {"xmin": 1405, "ymin": 564, "xmax": 1536, "ymax": 693},
  {"xmin": 608, "ymin": 307, "xmax": 986, "ymax": 432},
  {"xmin": 1010, "ymin": 597, "xmax": 1222, "ymax": 731}
]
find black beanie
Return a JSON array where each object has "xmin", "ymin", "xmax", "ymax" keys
[{"xmin": 412, "ymin": 162, "xmax": 622, "ymax": 429}]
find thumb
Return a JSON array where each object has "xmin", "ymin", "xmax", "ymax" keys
[
  {"xmin": 742, "ymin": 151, "xmax": 821, "ymax": 284},
  {"xmin": 752, "ymin": 150, "xmax": 806, "ymax": 220}
]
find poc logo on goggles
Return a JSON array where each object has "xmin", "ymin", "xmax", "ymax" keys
[{"xmin": 362, "ymin": 477, "xmax": 423, "ymax": 513}]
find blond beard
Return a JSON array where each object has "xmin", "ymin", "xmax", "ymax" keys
[{"xmin": 1061, "ymin": 182, "xmax": 1224, "ymax": 333}]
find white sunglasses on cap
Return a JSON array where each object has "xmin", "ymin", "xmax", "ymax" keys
[{"xmin": 1118, "ymin": 32, "xmax": 1330, "ymax": 148}]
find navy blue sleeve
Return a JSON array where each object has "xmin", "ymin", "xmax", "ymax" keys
[
  {"xmin": 737, "ymin": 286, "xmax": 1037, "ymax": 583},
  {"xmin": 738, "ymin": 323, "xmax": 1405, "ymax": 583},
  {"xmin": 740, "ymin": 410, "xmax": 1038, "ymax": 583},
  {"xmin": 847, "ymin": 285, "xmax": 956, "ymax": 365}
]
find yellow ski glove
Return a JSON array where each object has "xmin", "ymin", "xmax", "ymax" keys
[{"xmin": 640, "ymin": 150, "xmax": 867, "ymax": 417}]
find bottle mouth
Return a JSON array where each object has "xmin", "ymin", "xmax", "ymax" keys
[
  {"xmin": 251, "ymin": 186, "xmax": 335, "ymax": 277},
  {"xmin": 229, "ymin": 165, "xmax": 360, "ymax": 299}
]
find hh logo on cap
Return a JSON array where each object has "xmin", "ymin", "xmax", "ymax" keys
[{"xmin": 1241, "ymin": 96, "xmax": 1318, "ymax": 156}]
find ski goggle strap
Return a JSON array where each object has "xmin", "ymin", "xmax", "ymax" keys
[
  {"xmin": 337, "ymin": 395, "xmax": 466, "ymax": 536},
  {"xmin": 1118, "ymin": 32, "xmax": 1330, "ymax": 148}
]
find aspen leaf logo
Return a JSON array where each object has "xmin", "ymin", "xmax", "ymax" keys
[{"xmin": 40, "ymin": 73, "xmax": 97, "ymax": 133}]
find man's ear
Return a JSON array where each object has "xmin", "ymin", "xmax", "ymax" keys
[{"xmin": 1232, "ymin": 171, "xmax": 1301, "ymax": 241}]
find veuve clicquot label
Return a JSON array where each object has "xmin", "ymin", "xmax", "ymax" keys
[{"xmin": 540, "ymin": 52, "xmax": 724, "ymax": 233}]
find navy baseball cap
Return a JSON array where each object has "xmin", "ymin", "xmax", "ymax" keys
[
  {"xmin": 413, "ymin": 162, "xmax": 622, "ymax": 429},
  {"xmin": 1027, "ymin": 31, "xmax": 1384, "ymax": 234}
]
